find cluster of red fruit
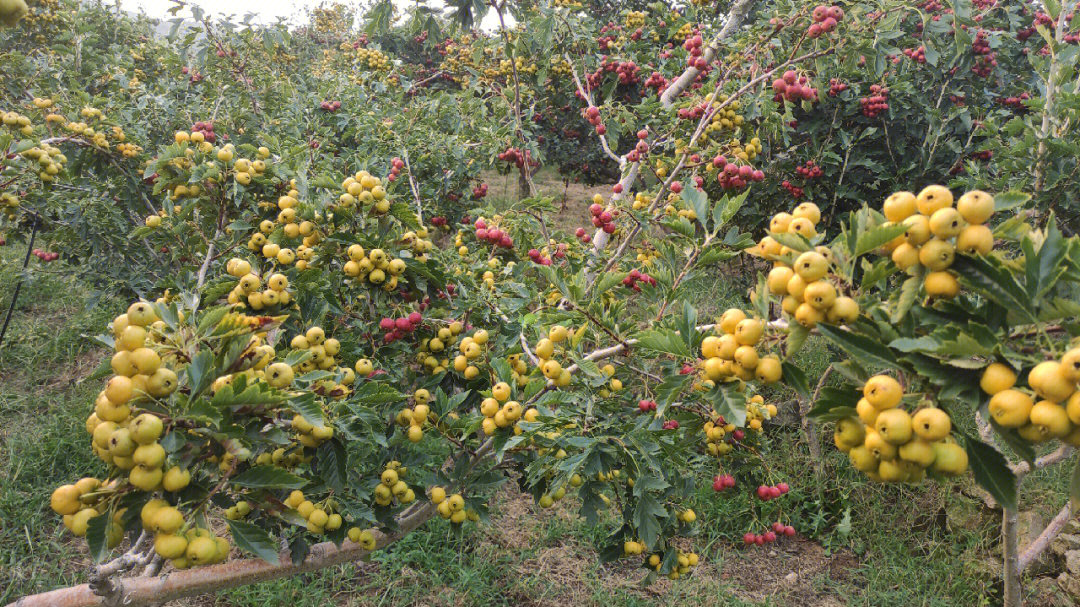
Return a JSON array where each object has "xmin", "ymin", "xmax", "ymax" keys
[
  {"xmin": 189, "ymin": 121, "xmax": 216, "ymax": 143},
  {"xmin": 582, "ymin": 106, "xmax": 606, "ymax": 136},
  {"xmin": 586, "ymin": 58, "xmax": 641, "ymax": 88},
  {"xmin": 713, "ymin": 155, "xmax": 765, "ymax": 190},
  {"xmin": 771, "ymin": 71, "xmax": 819, "ymax": 103},
  {"xmin": 319, "ymin": 100, "xmax": 342, "ymax": 112},
  {"xmin": 430, "ymin": 216, "xmax": 448, "ymax": 228},
  {"xmin": 471, "ymin": 182, "xmax": 488, "ymax": 198},
  {"xmin": 387, "ymin": 157, "xmax": 404, "ymax": 182},
  {"xmin": 473, "ymin": 219, "xmax": 514, "ymax": 249},
  {"xmin": 711, "ymin": 473, "xmax": 736, "ymax": 491},
  {"xmin": 1017, "ymin": 12, "xmax": 1055, "ymax": 42},
  {"xmin": 676, "ymin": 101, "xmax": 709, "ymax": 121},
  {"xmin": 637, "ymin": 399, "xmax": 658, "ymax": 412},
  {"xmin": 917, "ymin": 0, "xmax": 943, "ymax": 11},
  {"xmin": 625, "ymin": 129, "xmax": 650, "ymax": 163},
  {"xmin": 644, "ymin": 71, "xmax": 668, "ymax": 94},
  {"xmin": 902, "ymin": 46, "xmax": 927, "ymax": 63},
  {"xmin": 827, "ymin": 78, "xmax": 848, "ymax": 97},
  {"xmin": 588, "ymin": 202, "xmax": 618, "ymax": 234},
  {"xmin": 795, "ymin": 160, "xmax": 823, "ymax": 179},
  {"xmin": 781, "ymin": 180, "xmax": 805, "ymax": 199},
  {"xmin": 755, "ymin": 482, "xmax": 789, "ymax": 501},
  {"xmin": 497, "ymin": 147, "xmax": 537, "ymax": 170},
  {"xmin": 743, "ymin": 522, "xmax": 797, "ymax": 546},
  {"xmin": 1000, "ymin": 92, "xmax": 1030, "ymax": 109},
  {"xmin": 573, "ymin": 227, "xmax": 592, "ymax": 244},
  {"xmin": 379, "ymin": 312, "xmax": 424, "ymax": 343},
  {"xmin": 32, "ymin": 248, "xmax": 59, "ymax": 262},
  {"xmin": 180, "ymin": 66, "xmax": 204, "ymax": 84},
  {"xmin": 526, "ymin": 245, "xmax": 564, "ymax": 266},
  {"xmin": 859, "ymin": 84, "xmax": 890, "ymax": 117},
  {"xmin": 622, "ymin": 268, "xmax": 657, "ymax": 291},
  {"xmin": 970, "ymin": 30, "xmax": 998, "ymax": 77},
  {"xmin": 683, "ymin": 34, "xmax": 709, "ymax": 71},
  {"xmin": 807, "ymin": 5, "xmax": 844, "ymax": 38}
]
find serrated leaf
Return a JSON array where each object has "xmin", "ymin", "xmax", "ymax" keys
[
  {"xmin": 227, "ymin": 519, "xmax": 280, "ymax": 564},
  {"xmin": 654, "ymin": 374, "xmax": 692, "ymax": 406},
  {"xmin": 951, "ymin": 256, "xmax": 1035, "ymax": 321},
  {"xmin": 709, "ymin": 384, "xmax": 747, "ymax": 427},
  {"xmin": 964, "ymin": 436, "xmax": 1016, "ymax": 509},
  {"xmin": 992, "ymin": 191, "xmax": 1031, "ymax": 212},
  {"xmin": 316, "ymin": 440, "xmax": 348, "ymax": 491},
  {"xmin": 594, "ymin": 271, "xmax": 628, "ymax": 295},
  {"xmin": 288, "ymin": 393, "xmax": 325, "ymax": 428},
  {"xmin": 816, "ymin": 324, "xmax": 901, "ymax": 371},
  {"xmin": 891, "ymin": 267, "xmax": 924, "ymax": 323},
  {"xmin": 784, "ymin": 324, "xmax": 809, "ymax": 359},
  {"xmin": 85, "ymin": 514, "xmax": 111, "ymax": 563},
  {"xmin": 634, "ymin": 329, "xmax": 691, "ymax": 358},
  {"xmin": 711, "ymin": 190, "xmax": 748, "ymax": 230},
  {"xmin": 769, "ymin": 231, "xmax": 813, "ymax": 252},
  {"xmin": 231, "ymin": 465, "xmax": 307, "ymax": 490},
  {"xmin": 855, "ymin": 223, "xmax": 908, "ymax": 257},
  {"xmin": 782, "ymin": 362, "xmax": 810, "ymax": 402}
]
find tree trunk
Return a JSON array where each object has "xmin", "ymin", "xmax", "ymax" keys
[{"xmin": 1003, "ymin": 505, "xmax": 1022, "ymax": 607}]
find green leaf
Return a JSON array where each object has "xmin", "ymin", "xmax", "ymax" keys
[
  {"xmin": 784, "ymin": 323, "xmax": 809, "ymax": 359},
  {"xmin": 227, "ymin": 519, "xmax": 280, "ymax": 564},
  {"xmin": 682, "ymin": 185, "xmax": 708, "ymax": 227},
  {"xmin": 816, "ymin": 324, "xmax": 901, "ymax": 371},
  {"xmin": 85, "ymin": 514, "xmax": 111, "ymax": 563},
  {"xmin": 709, "ymin": 383, "xmax": 747, "ymax": 427},
  {"xmin": 993, "ymin": 191, "xmax": 1031, "ymax": 212},
  {"xmin": 854, "ymin": 223, "xmax": 908, "ymax": 257},
  {"xmin": 769, "ymin": 231, "xmax": 813, "ymax": 252},
  {"xmin": 633, "ymin": 329, "xmax": 691, "ymax": 358},
  {"xmin": 316, "ymin": 440, "xmax": 348, "ymax": 492},
  {"xmin": 951, "ymin": 256, "xmax": 1035, "ymax": 321},
  {"xmin": 185, "ymin": 350, "xmax": 215, "ymax": 397},
  {"xmin": 891, "ymin": 267, "xmax": 925, "ymax": 324},
  {"xmin": 711, "ymin": 190, "xmax": 748, "ymax": 230},
  {"xmin": 287, "ymin": 393, "xmax": 325, "ymax": 428},
  {"xmin": 782, "ymin": 362, "xmax": 810, "ymax": 402},
  {"xmin": 594, "ymin": 271, "xmax": 628, "ymax": 295},
  {"xmin": 231, "ymin": 465, "xmax": 307, "ymax": 490},
  {"xmin": 633, "ymin": 493, "xmax": 666, "ymax": 549},
  {"xmin": 1026, "ymin": 219, "xmax": 1068, "ymax": 301},
  {"xmin": 654, "ymin": 374, "xmax": 692, "ymax": 406},
  {"xmin": 964, "ymin": 436, "xmax": 1016, "ymax": 510}
]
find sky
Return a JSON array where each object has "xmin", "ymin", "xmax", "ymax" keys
[{"xmin": 114, "ymin": 0, "xmax": 509, "ymax": 30}]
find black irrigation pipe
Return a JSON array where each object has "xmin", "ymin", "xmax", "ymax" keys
[{"xmin": 0, "ymin": 218, "xmax": 38, "ymax": 349}]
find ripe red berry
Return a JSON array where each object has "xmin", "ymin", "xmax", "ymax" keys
[
  {"xmin": 743, "ymin": 533, "xmax": 756, "ymax": 544},
  {"xmin": 777, "ymin": 482, "xmax": 789, "ymax": 494}
]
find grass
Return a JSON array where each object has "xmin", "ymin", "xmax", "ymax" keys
[{"xmin": 0, "ymin": 231, "xmax": 1076, "ymax": 607}]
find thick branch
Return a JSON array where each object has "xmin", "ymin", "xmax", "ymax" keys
[
  {"xmin": 1019, "ymin": 502, "xmax": 1073, "ymax": 572},
  {"xmin": 659, "ymin": 0, "xmax": 756, "ymax": 108}
]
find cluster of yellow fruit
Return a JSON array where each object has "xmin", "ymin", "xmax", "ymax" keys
[
  {"xmin": 497, "ymin": 56, "xmax": 539, "ymax": 78},
  {"xmin": 757, "ymin": 203, "xmax": 859, "ymax": 328},
  {"xmin": 117, "ymin": 142, "xmax": 141, "ymax": 158},
  {"xmin": 642, "ymin": 549, "xmax": 701, "ymax": 579},
  {"xmin": 2, "ymin": 109, "xmax": 33, "ymax": 135},
  {"xmin": 283, "ymin": 490, "xmax": 344, "ymax": 534},
  {"xmin": 16, "ymin": 141, "xmax": 67, "ymax": 182},
  {"xmin": 703, "ymin": 416, "xmax": 737, "ymax": 455},
  {"xmin": 664, "ymin": 192, "xmax": 699, "ymax": 221},
  {"xmin": 479, "ymin": 382, "xmax": 532, "ymax": 435},
  {"xmin": 373, "ymin": 462, "xmax": 416, "ymax": 507},
  {"xmin": 225, "ymin": 257, "xmax": 294, "ymax": 311},
  {"xmin": 347, "ymin": 526, "xmax": 378, "ymax": 550},
  {"xmin": 534, "ymin": 325, "xmax": 576, "ymax": 386},
  {"xmin": 632, "ymin": 191, "xmax": 654, "ymax": 212},
  {"xmin": 430, "ymin": 486, "xmax": 477, "ymax": 523},
  {"xmin": 143, "ymin": 501, "xmax": 231, "ymax": 568},
  {"xmin": 745, "ymin": 394, "xmax": 778, "ymax": 432},
  {"xmin": 50, "ymin": 478, "xmax": 120, "ymax": 540},
  {"xmin": 625, "ymin": 10, "xmax": 646, "ymax": 28},
  {"xmin": 700, "ymin": 308, "xmax": 781, "ymax": 384},
  {"xmin": 400, "ymin": 227, "xmax": 434, "ymax": 261},
  {"xmin": 0, "ymin": 0, "xmax": 29, "ymax": 27},
  {"xmin": 673, "ymin": 22, "xmax": 694, "ymax": 43},
  {"xmin": 253, "ymin": 444, "xmax": 308, "ymax": 469},
  {"xmin": 223, "ymin": 500, "xmax": 252, "ymax": 520},
  {"xmin": 230, "ymin": 154, "xmax": 269, "ymax": 185},
  {"xmin": 881, "ymin": 186, "xmax": 996, "ymax": 298},
  {"xmin": 343, "ymin": 244, "xmax": 407, "ymax": 291},
  {"xmin": 394, "ymin": 389, "xmax": 433, "ymax": 442},
  {"xmin": 2, "ymin": 191, "xmax": 18, "ymax": 217},
  {"xmin": 702, "ymin": 99, "xmax": 750, "ymax": 139},
  {"xmin": 350, "ymin": 45, "xmax": 392, "ymax": 72},
  {"xmin": 983, "ymin": 349, "xmax": 1080, "ymax": 445},
  {"xmin": 337, "ymin": 169, "xmax": 391, "ymax": 213},
  {"xmin": 833, "ymin": 375, "xmax": 968, "ymax": 483}
]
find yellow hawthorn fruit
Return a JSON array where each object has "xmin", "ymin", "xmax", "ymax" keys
[
  {"xmin": 733, "ymin": 345, "xmax": 759, "ymax": 370},
  {"xmin": 734, "ymin": 318, "xmax": 763, "ymax": 345},
  {"xmin": 875, "ymin": 408, "xmax": 913, "ymax": 445},
  {"xmin": 767, "ymin": 266, "xmax": 794, "ymax": 295},
  {"xmin": 492, "ymin": 382, "xmax": 511, "ymax": 402},
  {"xmin": 355, "ymin": 359, "xmax": 373, "ymax": 376},
  {"xmin": 891, "ymin": 243, "xmax": 920, "ymax": 270},
  {"xmin": 50, "ymin": 485, "xmax": 81, "ymax": 515},
  {"xmin": 883, "ymin": 191, "xmax": 917, "ymax": 222},
  {"xmin": 1028, "ymin": 361, "xmax": 1076, "ymax": 402},
  {"xmin": 928, "ymin": 207, "xmax": 965, "ymax": 239},
  {"xmin": 407, "ymin": 425, "xmax": 423, "ymax": 442},
  {"xmin": 834, "ymin": 417, "xmax": 866, "ymax": 451},
  {"xmin": 133, "ymin": 443, "xmax": 165, "ymax": 468},
  {"xmin": 794, "ymin": 303, "xmax": 823, "ymax": 328},
  {"xmin": 70, "ymin": 508, "xmax": 98, "ymax": 537},
  {"xmin": 153, "ymin": 506, "xmax": 184, "ymax": 534},
  {"xmin": 980, "ymin": 363, "xmax": 1017, "ymax": 395},
  {"xmin": 786, "ymin": 273, "xmax": 808, "ymax": 300},
  {"xmin": 988, "ymin": 389, "xmax": 1035, "ymax": 428},
  {"xmin": 430, "ymin": 487, "xmax": 447, "ymax": 505},
  {"xmin": 130, "ymin": 466, "xmax": 163, "ymax": 490},
  {"xmin": 863, "ymin": 375, "xmax": 902, "ymax": 409},
  {"xmin": 701, "ymin": 335, "xmax": 722, "ymax": 358},
  {"xmin": 792, "ymin": 202, "xmax": 821, "ymax": 225},
  {"xmin": 957, "ymin": 190, "xmax": 994, "ymax": 224},
  {"xmin": 848, "ymin": 445, "xmax": 879, "ymax": 472},
  {"xmin": 781, "ymin": 296, "xmax": 799, "ymax": 315},
  {"xmin": 916, "ymin": 185, "xmax": 953, "ymax": 216},
  {"xmin": 1066, "ymin": 392, "xmax": 1080, "ymax": 426},
  {"xmin": 755, "ymin": 356, "xmax": 782, "ymax": 383},
  {"xmin": 265, "ymin": 362, "xmax": 294, "ymax": 388},
  {"xmin": 447, "ymin": 494, "xmax": 465, "ymax": 512},
  {"xmin": 902, "ymin": 214, "xmax": 932, "ymax": 246},
  {"xmin": 481, "ymin": 417, "xmax": 497, "ymax": 435},
  {"xmin": 1017, "ymin": 423, "xmax": 1049, "ymax": 443},
  {"xmin": 770, "ymin": 212, "xmax": 792, "ymax": 233},
  {"xmin": 804, "ymin": 281, "xmax": 837, "ymax": 310},
  {"xmin": 187, "ymin": 537, "xmax": 218, "ymax": 565},
  {"xmin": 918, "ymin": 239, "xmax": 955, "ymax": 271},
  {"xmin": 863, "ymin": 430, "xmax": 897, "ymax": 461},
  {"xmin": 925, "ymin": 271, "xmax": 959, "ymax": 298},
  {"xmin": 856, "ymin": 398, "xmax": 879, "ymax": 426},
  {"xmin": 704, "ymin": 357, "xmax": 727, "ymax": 381},
  {"xmin": 714, "ymin": 334, "xmax": 738, "ymax": 359},
  {"xmin": 1064, "ymin": 348, "xmax": 1080, "ymax": 382},
  {"xmin": 911, "ymin": 407, "xmax": 951, "ymax": 441},
  {"xmin": 877, "ymin": 458, "xmax": 905, "ymax": 482},
  {"xmin": 549, "ymin": 325, "xmax": 568, "ymax": 342},
  {"xmin": 827, "ymin": 297, "xmax": 859, "ymax": 324},
  {"xmin": 542, "ymin": 359, "xmax": 562, "ymax": 380},
  {"xmin": 155, "ymin": 534, "xmax": 188, "ymax": 559},
  {"xmin": 535, "ymin": 338, "xmax": 555, "ymax": 360},
  {"xmin": 898, "ymin": 439, "xmax": 935, "ymax": 467},
  {"xmin": 680, "ymin": 509, "xmax": 697, "ymax": 523},
  {"xmin": 1030, "ymin": 400, "xmax": 1072, "ymax": 438},
  {"xmin": 956, "ymin": 224, "xmax": 993, "ymax": 255},
  {"xmin": 931, "ymin": 442, "xmax": 968, "ymax": 475},
  {"xmin": 788, "ymin": 217, "xmax": 816, "ymax": 238},
  {"xmin": 794, "ymin": 251, "xmax": 828, "ymax": 281},
  {"xmin": 719, "ymin": 308, "xmax": 747, "ymax": 334}
]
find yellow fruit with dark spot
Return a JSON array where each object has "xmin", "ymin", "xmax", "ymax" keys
[
  {"xmin": 1028, "ymin": 361, "xmax": 1076, "ymax": 402},
  {"xmin": 803, "ymin": 281, "xmax": 837, "ymax": 310},
  {"xmin": 186, "ymin": 536, "xmax": 218, "ymax": 565},
  {"xmin": 1030, "ymin": 400, "xmax": 1072, "ymax": 438},
  {"xmin": 916, "ymin": 185, "xmax": 953, "ymax": 216},
  {"xmin": 883, "ymin": 191, "xmax": 917, "ymax": 222},
  {"xmin": 826, "ymin": 297, "xmax": 859, "ymax": 324},
  {"xmin": 793, "ymin": 251, "xmax": 828, "ymax": 282},
  {"xmin": 755, "ymin": 356, "xmax": 782, "ymax": 383},
  {"xmin": 911, "ymin": 407, "xmax": 951, "ymax": 441},
  {"xmin": 988, "ymin": 389, "xmax": 1034, "ymax": 428},
  {"xmin": 874, "ymin": 408, "xmax": 913, "ymax": 445},
  {"xmin": 957, "ymin": 190, "xmax": 994, "ymax": 224},
  {"xmin": 918, "ymin": 238, "xmax": 955, "ymax": 271},
  {"xmin": 928, "ymin": 207, "xmax": 965, "ymax": 239},
  {"xmin": 848, "ymin": 445, "xmax": 879, "ymax": 472},
  {"xmin": 864, "ymin": 430, "xmax": 897, "ymax": 461},
  {"xmin": 794, "ymin": 303, "xmax": 823, "ymax": 328},
  {"xmin": 863, "ymin": 375, "xmax": 902, "ymax": 409},
  {"xmin": 902, "ymin": 214, "xmax": 932, "ymax": 246},
  {"xmin": 956, "ymin": 224, "xmax": 993, "ymax": 255}
]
